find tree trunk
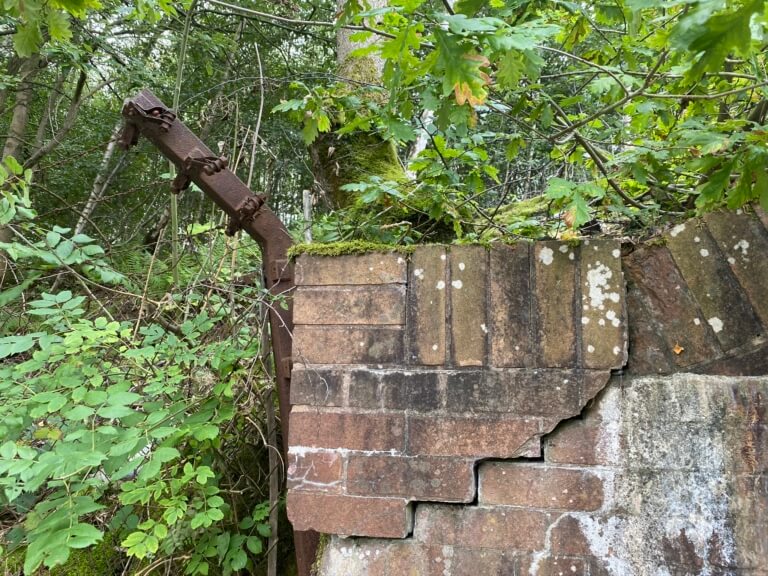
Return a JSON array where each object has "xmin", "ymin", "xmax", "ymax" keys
[
  {"xmin": 1, "ymin": 54, "xmax": 40, "ymax": 289},
  {"xmin": 310, "ymin": 0, "xmax": 405, "ymax": 209},
  {"xmin": 2, "ymin": 55, "xmax": 40, "ymax": 160}
]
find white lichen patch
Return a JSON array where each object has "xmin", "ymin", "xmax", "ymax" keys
[
  {"xmin": 700, "ymin": 249, "xmax": 709, "ymax": 258},
  {"xmin": 582, "ymin": 317, "xmax": 590, "ymax": 325},
  {"xmin": 733, "ymin": 239, "xmax": 750, "ymax": 257},
  {"xmin": 440, "ymin": 254, "xmax": 446, "ymax": 261},
  {"xmin": 539, "ymin": 246, "xmax": 554, "ymax": 265},
  {"xmin": 458, "ymin": 262, "xmax": 466, "ymax": 271},
  {"xmin": 694, "ymin": 318, "xmax": 701, "ymax": 326},
  {"xmin": 480, "ymin": 323, "xmax": 488, "ymax": 334},
  {"xmin": 586, "ymin": 263, "xmax": 621, "ymax": 311},
  {"xmin": 414, "ymin": 268, "xmax": 425, "ymax": 279},
  {"xmin": 569, "ymin": 252, "xmax": 575, "ymax": 261},
  {"xmin": 451, "ymin": 280, "xmax": 463, "ymax": 289},
  {"xmin": 587, "ymin": 345, "xmax": 595, "ymax": 353},
  {"xmin": 612, "ymin": 249, "xmax": 621, "ymax": 258},
  {"xmin": 727, "ymin": 257, "xmax": 736, "ymax": 265},
  {"xmin": 436, "ymin": 280, "xmax": 445, "ymax": 290},
  {"xmin": 707, "ymin": 317, "xmax": 723, "ymax": 333},
  {"xmin": 694, "ymin": 236, "xmax": 700, "ymax": 243},
  {"xmin": 670, "ymin": 223, "xmax": 686, "ymax": 237},
  {"xmin": 613, "ymin": 346, "xmax": 621, "ymax": 356},
  {"xmin": 559, "ymin": 245, "xmax": 569, "ymax": 253},
  {"xmin": 432, "ymin": 344, "xmax": 438, "ymax": 351}
]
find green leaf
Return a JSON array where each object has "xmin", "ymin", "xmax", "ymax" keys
[
  {"xmin": 97, "ymin": 405, "xmax": 135, "ymax": 419},
  {"xmin": 246, "ymin": 536, "xmax": 263, "ymax": 555},
  {"xmin": 13, "ymin": 23, "xmax": 42, "ymax": 57},
  {"xmin": 47, "ymin": 10, "xmax": 73, "ymax": 42},
  {"xmin": 66, "ymin": 523, "xmax": 103, "ymax": 549},
  {"xmin": 64, "ymin": 405, "xmax": 95, "ymax": 420},
  {"xmin": 0, "ymin": 440, "xmax": 17, "ymax": 459},
  {"xmin": 153, "ymin": 446, "xmax": 180, "ymax": 463},
  {"xmin": 192, "ymin": 424, "xmax": 219, "ymax": 441}
]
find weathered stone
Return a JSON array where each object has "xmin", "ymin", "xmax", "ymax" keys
[
  {"xmin": 625, "ymin": 278, "xmax": 674, "ymax": 375},
  {"xmin": 426, "ymin": 546, "xmax": 505, "ymax": 576},
  {"xmin": 407, "ymin": 246, "xmax": 447, "ymax": 365},
  {"xmin": 534, "ymin": 241, "xmax": 578, "ymax": 367},
  {"xmin": 407, "ymin": 414, "xmax": 540, "ymax": 458},
  {"xmin": 287, "ymin": 450, "xmax": 343, "ymax": 492},
  {"xmin": 755, "ymin": 204, "xmax": 768, "ymax": 230},
  {"xmin": 666, "ymin": 220, "xmax": 762, "ymax": 351},
  {"xmin": 317, "ymin": 539, "xmax": 428, "ymax": 576},
  {"xmin": 704, "ymin": 210, "xmax": 768, "ymax": 329},
  {"xmin": 289, "ymin": 367, "xmax": 345, "ymax": 407},
  {"xmin": 545, "ymin": 421, "xmax": 617, "ymax": 466},
  {"xmin": 293, "ymin": 326, "xmax": 404, "ymax": 364},
  {"xmin": 450, "ymin": 245, "xmax": 488, "ymax": 367},
  {"xmin": 415, "ymin": 504, "xmax": 552, "ymax": 551},
  {"xmin": 380, "ymin": 371, "xmax": 442, "ymax": 412},
  {"xmin": 692, "ymin": 343, "xmax": 768, "ymax": 376},
  {"xmin": 489, "ymin": 243, "xmax": 533, "ymax": 368},
  {"xmin": 550, "ymin": 515, "xmax": 592, "ymax": 556},
  {"xmin": 444, "ymin": 371, "xmax": 489, "ymax": 413},
  {"xmin": 294, "ymin": 285, "xmax": 405, "ymax": 325},
  {"xmin": 346, "ymin": 369, "xmax": 381, "ymax": 409},
  {"xmin": 479, "ymin": 463, "xmax": 604, "ymax": 511},
  {"xmin": 624, "ymin": 246, "xmax": 721, "ymax": 368},
  {"xmin": 287, "ymin": 492, "xmax": 412, "ymax": 537},
  {"xmin": 295, "ymin": 252, "xmax": 407, "ymax": 285},
  {"xmin": 346, "ymin": 455, "xmax": 475, "ymax": 502},
  {"xmin": 580, "ymin": 239, "xmax": 626, "ymax": 369},
  {"xmin": 289, "ymin": 407, "xmax": 405, "ymax": 452}
]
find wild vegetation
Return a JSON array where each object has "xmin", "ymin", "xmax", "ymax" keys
[{"xmin": 1, "ymin": 0, "xmax": 767, "ymax": 574}]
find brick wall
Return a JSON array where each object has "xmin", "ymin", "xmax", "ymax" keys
[{"xmin": 287, "ymin": 208, "xmax": 768, "ymax": 574}]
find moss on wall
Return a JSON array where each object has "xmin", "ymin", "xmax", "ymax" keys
[
  {"xmin": 2, "ymin": 533, "xmax": 122, "ymax": 576},
  {"xmin": 288, "ymin": 240, "xmax": 416, "ymax": 259}
]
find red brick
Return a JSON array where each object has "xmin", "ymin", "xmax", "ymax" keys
[
  {"xmin": 408, "ymin": 414, "xmax": 541, "ymax": 458},
  {"xmin": 426, "ymin": 546, "xmax": 504, "ymax": 576},
  {"xmin": 289, "ymin": 367, "xmax": 345, "ymax": 406},
  {"xmin": 550, "ymin": 515, "xmax": 592, "ymax": 556},
  {"xmin": 479, "ymin": 463, "xmax": 604, "ymax": 511},
  {"xmin": 450, "ymin": 245, "xmax": 488, "ymax": 367},
  {"xmin": 295, "ymin": 252, "xmax": 407, "ymax": 285},
  {"xmin": 490, "ymin": 243, "xmax": 534, "ymax": 368},
  {"xmin": 534, "ymin": 242, "xmax": 578, "ymax": 367},
  {"xmin": 289, "ymin": 408, "xmax": 405, "ymax": 452},
  {"xmin": 408, "ymin": 246, "xmax": 447, "ymax": 365},
  {"xmin": 293, "ymin": 325, "xmax": 404, "ymax": 364},
  {"xmin": 346, "ymin": 455, "xmax": 475, "ymax": 502},
  {"xmin": 294, "ymin": 285, "xmax": 405, "ymax": 325},
  {"xmin": 287, "ymin": 450, "xmax": 343, "ymax": 492},
  {"xmin": 287, "ymin": 492, "xmax": 412, "ymax": 537},
  {"xmin": 545, "ymin": 421, "xmax": 616, "ymax": 466},
  {"xmin": 415, "ymin": 504, "xmax": 552, "ymax": 551},
  {"xmin": 580, "ymin": 239, "xmax": 627, "ymax": 369}
]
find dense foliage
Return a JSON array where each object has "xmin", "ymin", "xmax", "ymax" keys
[{"xmin": 2, "ymin": 0, "xmax": 767, "ymax": 574}]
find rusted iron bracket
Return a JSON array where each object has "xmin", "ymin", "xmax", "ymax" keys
[{"xmin": 119, "ymin": 89, "xmax": 317, "ymax": 575}]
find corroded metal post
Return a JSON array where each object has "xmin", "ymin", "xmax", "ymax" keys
[{"xmin": 119, "ymin": 89, "xmax": 318, "ymax": 575}]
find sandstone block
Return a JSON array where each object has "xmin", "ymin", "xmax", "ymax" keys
[
  {"xmin": 624, "ymin": 246, "xmax": 720, "ymax": 368},
  {"xmin": 450, "ymin": 245, "xmax": 488, "ymax": 367},
  {"xmin": 545, "ymin": 421, "xmax": 616, "ymax": 466},
  {"xmin": 294, "ymin": 285, "xmax": 405, "ymax": 325},
  {"xmin": 287, "ymin": 492, "xmax": 412, "ymax": 537},
  {"xmin": 580, "ymin": 239, "xmax": 627, "ymax": 369},
  {"xmin": 479, "ymin": 463, "xmax": 604, "ymax": 511},
  {"xmin": 289, "ymin": 367, "xmax": 344, "ymax": 407},
  {"xmin": 666, "ymin": 220, "xmax": 761, "ymax": 351},
  {"xmin": 289, "ymin": 408, "xmax": 405, "ymax": 452},
  {"xmin": 295, "ymin": 252, "xmax": 407, "ymax": 285},
  {"xmin": 534, "ymin": 242, "xmax": 578, "ymax": 367},
  {"xmin": 287, "ymin": 450, "xmax": 343, "ymax": 493},
  {"xmin": 346, "ymin": 455, "xmax": 475, "ymax": 502},
  {"xmin": 407, "ymin": 246, "xmax": 447, "ymax": 365},
  {"xmin": 489, "ymin": 243, "xmax": 533, "ymax": 367},
  {"xmin": 704, "ymin": 210, "xmax": 768, "ymax": 329},
  {"xmin": 407, "ymin": 414, "xmax": 540, "ymax": 458},
  {"xmin": 293, "ymin": 326, "xmax": 404, "ymax": 364}
]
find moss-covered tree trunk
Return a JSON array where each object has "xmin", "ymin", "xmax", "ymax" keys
[{"xmin": 310, "ymin": 0, "xmax": 405, "ymax": 209}]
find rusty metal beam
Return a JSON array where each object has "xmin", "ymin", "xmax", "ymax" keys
[{"xmin": 119, "ymin": 89, "xmax": 318, "ymax": 575}]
